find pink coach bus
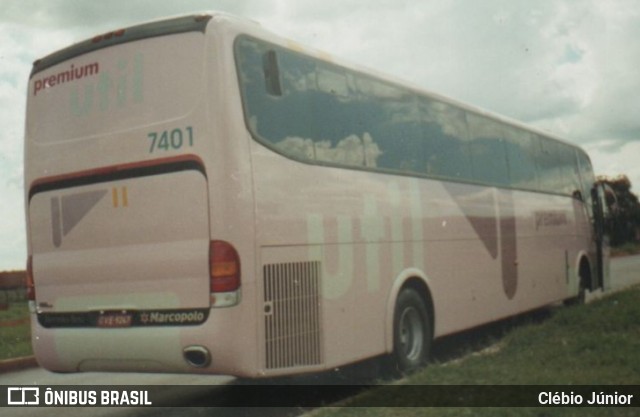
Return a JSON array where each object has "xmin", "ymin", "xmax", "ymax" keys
[{"xmin": 25, "ymin": 12, "xmax": 610, "ymax": 377}]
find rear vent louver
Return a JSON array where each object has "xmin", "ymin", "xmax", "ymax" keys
[{"xmin": 263, "ymin": 262, "xmax": 322, "ymax": 369}]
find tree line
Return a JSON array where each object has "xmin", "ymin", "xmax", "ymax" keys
[{"xmin": 598, "ymin": 175, "xmax": 640, "ymax": 247}]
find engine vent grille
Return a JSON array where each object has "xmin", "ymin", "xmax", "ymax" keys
[{"xmin": 263, "ymin": 261, "xmax": 322, "ymax": 369}]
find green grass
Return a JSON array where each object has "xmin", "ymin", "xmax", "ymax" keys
[
  {"xmin": 318, "ymin": 286, "xmax": 640, "ymax": 416},
  {"xmin": 1, "ymin": 288, "xmax": 639, "ymax": 416},
  {"xmin": 0, "ymin": 301, "xmax": 33, "ymax": 360}
]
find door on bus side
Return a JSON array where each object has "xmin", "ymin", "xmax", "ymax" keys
[{"xmin": 591, "ymin": 183, "xmax": 615, "ymax": 291}]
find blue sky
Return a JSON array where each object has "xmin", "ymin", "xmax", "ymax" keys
[{"xmin": 1, "ymin": 0, "xmax": 639, "ymax": 270}]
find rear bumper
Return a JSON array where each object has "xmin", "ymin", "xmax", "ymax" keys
[{"xmin": 30, "ymin": 310, "xmax": 253, "ymax": 376}]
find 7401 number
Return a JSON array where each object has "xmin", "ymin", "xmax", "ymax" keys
[{"xmin": 148, "ymin": 126, "xmax": 194, "ymax": 153}]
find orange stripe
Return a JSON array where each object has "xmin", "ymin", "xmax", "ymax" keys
[{"xmin": 112, "ymin": 187, "xmax": 119, "ymax": 207}]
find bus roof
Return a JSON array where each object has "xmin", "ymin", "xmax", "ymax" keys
[
  {"xmin": 30, "ymin": 10, "xmax": 588, "ymax": 160},
  {"xmin": 30, "ymin": 13, "xmax": 214, "ymax": 77}
]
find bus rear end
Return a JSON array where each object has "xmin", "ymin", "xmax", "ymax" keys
[{"xmin": 24, "ymin": 15, "xmax": 246, "ymax": 374}]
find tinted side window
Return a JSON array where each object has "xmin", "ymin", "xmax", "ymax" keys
[
  {"xmin": 236, "ymin": 36, "xmax": 428, "ymax": 174},
  {"xmin": 503, "ymin": 127, "xmax": 539, "ymax": 191},
  {"xmin": 236, "ymin": 36, "xmax": 585, "ymax": 196},
  {"xmin": 466, "ymin": 113, "xmax": 510, "ymax": 187},
  {"xmin": 536, "ymin": 138, "xmax": 580, "ymax": 195},
  {"xmin": 419, "ymin": 97, "xmax": 472, "ymax": 181},
  {"xmin": 352, "ymin": 76, "xmax": 423, "ymax": 173},
  {"xmin": 577, "ymin": 150, "xmax": 595, "ymax": 209},
  {"xmin": 236, "ymin": 38, "xmax": 374, "ymax": 168},
  {"xmin": 577, "ymin": 151, "xmax": 595, "ymax": 194}
]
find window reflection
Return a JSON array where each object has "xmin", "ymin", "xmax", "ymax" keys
[{"xmin": 235, "ymin": 36, "xmax": 587, "ymax": 197}]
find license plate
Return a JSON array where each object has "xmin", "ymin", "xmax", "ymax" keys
[{"xmin": 97, "ymin": 312, "xmax": 132, "ymax": 328}]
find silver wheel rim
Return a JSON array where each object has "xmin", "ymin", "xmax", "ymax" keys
[{"xmin": 399, "ymin": 306, "xmax": 424, "ymax": 362}]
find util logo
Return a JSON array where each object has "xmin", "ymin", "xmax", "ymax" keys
[
  {"xmin": 306, "ymin": 180, "xmax": 519, "ymax": 301},
  {"xmin": 68, "ymin": 53, "xmax": 144, "ymax": 116}
]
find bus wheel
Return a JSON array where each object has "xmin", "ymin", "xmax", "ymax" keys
[
  {"xmin": 565, "ymin": 260, "xmax": 589, "ymax": 306},
  {"xmin": 388, "ymin": 288, "xmax": 432, "ymax": 376}
]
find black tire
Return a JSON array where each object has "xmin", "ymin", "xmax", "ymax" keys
[
  {"xmin": 565, "ymin": 282, "xmax": 586, "ymax": 306},
  {"xmin": 387, "ymin": 288, "xmax": 432, "ymax": 376},
  {"xmin": 565, "ymin": 262, "xmax": 589, "ymax": 306}
]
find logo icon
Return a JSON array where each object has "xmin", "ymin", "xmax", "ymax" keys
[{"xmin": 7, "ymin": 387, "xmax": 40, "ymax": 405}]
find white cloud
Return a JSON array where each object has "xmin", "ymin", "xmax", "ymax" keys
[
  {"xmin": 0, "ymin": 23, "xmax": 77, "ymax": 270},
  {"xmin": 586, "ymin": 140, "xmax": 640, "ymax": 193}
]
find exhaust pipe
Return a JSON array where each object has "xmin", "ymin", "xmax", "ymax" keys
[{"xmin": 183, "ymin": 346, "xmax": 211, "ymax": 368}]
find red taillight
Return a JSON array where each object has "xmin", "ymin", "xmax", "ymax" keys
[
  {"xmin": 26, "ymin": 256, "xmax": 35, "ymax": 301},
  {"xmin": 209, "ymin": 240, "xmax": 241, "ymax": 293}
]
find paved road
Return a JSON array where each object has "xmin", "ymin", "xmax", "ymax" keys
[
  {"xmin": 584, "ymin": 254, "xmax": 639, "ymax": 302},
  {"xmin": 1, "ymin": 255, "xmax": 639, "ymax": 416},
  {"xmin": 607, "ymin": 254, "xmax": 640, "ymax": 290}
]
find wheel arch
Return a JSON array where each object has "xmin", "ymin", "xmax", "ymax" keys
[
  {"xmin": 384, "ymin": 268, "xmax": 435, "ymax": 354},
  {"xmin": 564, "ymin": 251, "xmax": 591, "ymax": 306},
  {"xmin": 574, "ymin": 250, "xmax": 592, "ymax": 294}
]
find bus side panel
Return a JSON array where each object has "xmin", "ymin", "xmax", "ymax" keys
[{"xmin": 250, "ymin": 140, "xmax": 586, "ymax": 374}]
